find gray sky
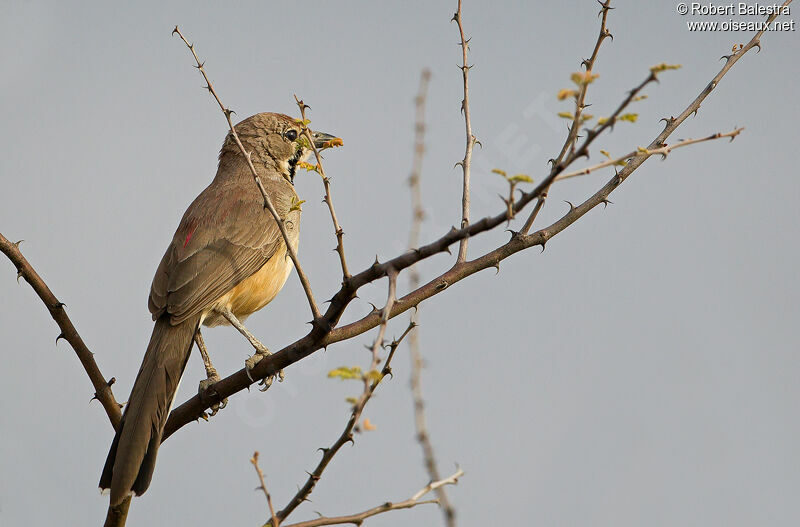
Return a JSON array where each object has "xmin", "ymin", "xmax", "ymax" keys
[{"xmin": 1, "ymin": 1, "xmax": 798, "ymax": 525}]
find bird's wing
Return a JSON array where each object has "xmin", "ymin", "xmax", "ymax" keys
[{"xmin": 149, "ymin": 183, "xmax": 296, "ymax": 325}]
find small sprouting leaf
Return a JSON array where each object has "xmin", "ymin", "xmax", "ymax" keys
[
  {"xmin": 491, "ymin": 168, "xmax": 507, "ymax": 178},
  {"xmin": 650, "ymin": 63, "xmax": 682, "ymax": 74},
  {"xmin": 600, "ymin": 149, "xmax": 612, "ymax": 159},
  {"xmin": 633, "ymin": 94, "xmax": 648, "ymax": 102},
  {"xmin": 557, "ymin": 88, "xmax": 578, "ymax": 100},
  {"xmin": 362, "ymin": 418, "xmax": 377, "ymax": 431},
  {"xmin": 558, "ymin": 111, "xmax": 574, "ymax": 120},
  {"xmin": 580, "ymin": 113, "xmax": 594, "ymax": 123},
  {"xmin": 345, "ymin": 397, "xmax": 359, "ymax": 405},
  {"xmin": 618, "ymin": 113, "xmax": 638, "ymax": 123},
  {"xmin": 297, "ymin": 135, "xmax": 312, "ymax": 150},
  {"xmin": 597, "ymin": 117, "xmax": 609, "ymax": 125},
  {"xmin": 637, "ymin": 146, "xmax": 649, "ymax": 154},
  {"xmin": 293, "ymin": 118, "xmax": 311, "ymax": 126},
  {"xmin": 508, "ymin": 174, "xmax": 533, "ymax": 184},
  {"xmin": 328, "ymin": 366, "xmax": 363, "ymax": 380},
  {"xmin": 297, "ymin": 161, "xmax": 319, "ymax": 172},
  {"xmin": 364, "ymin": 369, "xmax": 383, "ymax": 383},
  {"xmin": 289, "ymin": 197, "xmax": 306, "ymax": 212},
  {"xmin": 570, "ymin": 71, "xmax": 599, "ymax": 86}
]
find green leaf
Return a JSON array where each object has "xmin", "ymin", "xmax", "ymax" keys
[
  {"xmin": 508, "ymin": 174, "xmax": 533, "ymax": 184},
  {"xmin": 328, "ymin": 366, "xmax": 363, "ymax": 380},
  {"xmin": 650, "ymin": 63, "xmax": 682, "ymax": 74}
]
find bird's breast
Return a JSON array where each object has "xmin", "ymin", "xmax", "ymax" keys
[{"xmin": 202, "ymin": 242, "xmax": 295, "ymax": 327}]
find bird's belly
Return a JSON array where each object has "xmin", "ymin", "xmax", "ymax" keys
[{"xmin": 202, "ymin": 244, "xmax": 294, "ymax": 327}]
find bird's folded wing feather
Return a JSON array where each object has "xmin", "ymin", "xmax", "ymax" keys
[{"xmin": 148, "ymin": 193, "xmax": 287, "ymax": 324}]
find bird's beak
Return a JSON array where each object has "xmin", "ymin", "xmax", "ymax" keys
[{"xmin": 311, "ymin": 131, "xmax": 343, "ymax": 150}]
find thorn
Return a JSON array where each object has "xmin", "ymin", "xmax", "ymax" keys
[
  {"xmin": 451, "ymin": 12, "xmax": 458, "ymax": 22},
  {"xmin": 492, "ymin": 262, "xmax": 500, "ymax": 275},
  {"xmin": 540, "ymin": 241, "xmax": 547, "ymax": 253},
  {"xmin": 224, "ymin": 108, "xmax": 236, "ymax": 118},
  {"xmin": 720, "ymin": 54, "xmax": 734, "ymax": 61},
  {"xmin": 172, "ymin": 26, "xmax": 179, "ymax": 35},
  {"xmin": 547, "ymin": 158, "xmax": 556, "ymax": 167},
  {"xmin": 601, "ymin": 198, "xmax": 613, "ymax": 208},
  {"xmin": 565, "ymin": 200, "xmax": 576, "ymax": 212},
  {"xmin": 53, "ymin": 301, "xmax": 65, "ymax": 309},
  {"xmin": 753, "ymin": 40, "xmax": 761, "ymax": 53},
  {"xmin": 55, "ymin": 332, "xmax": 66, "ymax": 345},
  {"xmin": 16, "ymin": 269, "xmax": 23, "ymax": 283},
  {"xmin": 194, "ymin": 61, "xmax": 205, "ymax": 69},
  {"xmin": 475, "ymin": 139, "xmax": 483, "ymax": 148},
  {"xmin": 13, "ymin": 239, "xmax": 24, "ymax": 248}
]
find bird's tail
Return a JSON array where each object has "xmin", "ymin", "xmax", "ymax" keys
[{"xmin": 99, "ymin": 313, "xmax": 200, "ymax": 505}]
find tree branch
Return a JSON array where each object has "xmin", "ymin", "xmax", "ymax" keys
[
  {"xmin": 407, "ymin": 68, "xmax": 457, "ymax": 527},
  {"xmin": 275, "ymin": 272, "xmax": 408, "ymax": 523},
  {"xmin": 452, "ymin": 0, "xmax": 476, "ymax": 263},
  {"xmin": 0, "ymin": 232, "xmax": 122, "ymax": 428},
  {"xmin": 294, "ymin": 95, "xmax": 351, "ymax": 280},
  {"xmin": 281, "ymin": 469, "xmax": 463, "ymax": 527},
  {"xmin": 252, "ymin": 451, "xmax": 280, "ymax": 527}
]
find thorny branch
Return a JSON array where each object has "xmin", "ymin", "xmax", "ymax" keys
[
  {"xmin": 0, "ymin": 233, "xmax": 122, "ymax": 428},
  {"xmin": 171, "ymin": 26, "xmax": 321, "ymax": 321},
  {"xmin": 453, "ymin": 0, "xmax": 476, "ymax": 263},
  {"xmin": 555, "ymin": 128, "xmax": 744, "ymax": 182},
  {"xmin": 275, "ymin": 271, "xmax": 410, "ymax": 524},
  {"xmin": 520, "ymin": 0, "xmax": 613, "ymax": 236},
  {"xmin": 280, "ymin": 469, "xmax": 464, "ymax": 527},
  {"xmin": 251, "ymin": 452, "xmax": 280, "ymax": 527},
  {"xmin": 294, "ymin": 95, "xmax": 351, "ymax": 280},
  {"xmin": 407, "ymin": 69, "xmax": 456, "ymax": 526},
  {"xmin": 158, "ymin": 0, "xmax": 791, "ymax": 438}
]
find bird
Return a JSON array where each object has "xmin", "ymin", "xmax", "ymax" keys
[{"xmin": 99, "ymin": 112, "xmax": 339, "ymax": 506}]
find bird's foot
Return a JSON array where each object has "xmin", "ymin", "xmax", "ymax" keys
[
  {"xmin": 198, "ymin": 369, "xmax": 227, "ymax": 417},
  {"xmin": 245, "ymin": 348, "xmax": 285, "ymax": 392}
]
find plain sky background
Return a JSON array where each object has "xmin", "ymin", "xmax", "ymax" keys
[{"xmin": 1, "ymin": 1, "xmax": 798, "ymax": 526}]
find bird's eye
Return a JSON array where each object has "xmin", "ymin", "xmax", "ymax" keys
[{"xmin": 284, "ymin": 129, "xmax": 298, "ymax": 141}]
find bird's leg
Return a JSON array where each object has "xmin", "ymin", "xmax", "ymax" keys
[
  {"xmin": 217, "ymin": 307, "xmax": 284, "ymax": 391},
  {"xmin": 195, "ymin": 329, "xmax": 227, "ymax": 416}
]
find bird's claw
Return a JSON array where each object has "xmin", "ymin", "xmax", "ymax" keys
[
  {"xmin": 198, "ymin": 373, "xmax": 227, "ymax": 417},
  {"xmin": 244, "ymin": 349, "xmax": 284, "ymax": 392}
]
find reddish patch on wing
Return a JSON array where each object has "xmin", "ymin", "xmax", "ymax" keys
[{"xmin": 183, "ymin": 225, "xmax": 197, "ymax": 248}]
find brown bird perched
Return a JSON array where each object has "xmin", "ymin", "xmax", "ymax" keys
[{"xmin": 99, "ymin": 112, "xmax": 340, "ymax": 506}]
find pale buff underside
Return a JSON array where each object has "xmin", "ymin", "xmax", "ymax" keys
[{"xmin": 200, "ymin": 243, "xmax": 295, "ymax": 327}]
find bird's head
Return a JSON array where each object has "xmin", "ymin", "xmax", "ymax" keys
[{"xmin": 220, "ymin": 112, "xmax": 341, "ymax": 184}]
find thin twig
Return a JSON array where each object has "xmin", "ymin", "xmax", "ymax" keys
[
  {"xmin": 519, "ymin": 0, "xmax": 613, "ymax": 236},
  {"xmin": 162, "ymin": 4, "xmax": 788, "ymax": 438},
  {"xmin": 172, "ymin": 26, "xmax": 321, "ymax": 321},
  {"xmin": 453, "ymin": 0, "xmax": 476, "ymax": 263},
  {"xmin": 251, "ymin": 452, "xmax": 280, "ymax": 527},
  {"xmin": 0, "ymin": 232, "xmax": 122, "ymax": 428},
  {"xmin": 281, "ymin": 469, "xmax": 463, "ymax": 527},
  {"xmin": 407, "ymin": 69, "xmax": 456, "ymax": 527},
  {"xmin": 294, "ymin": 95, "xmax": 351, "ymax": 280},
  {"xmin": 556, "ymin": 127, "xmax": 744, "ymax": 182},
  {"xmin": 276, "ymin": 270, "xmax": 406, "ymax": 523}
]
